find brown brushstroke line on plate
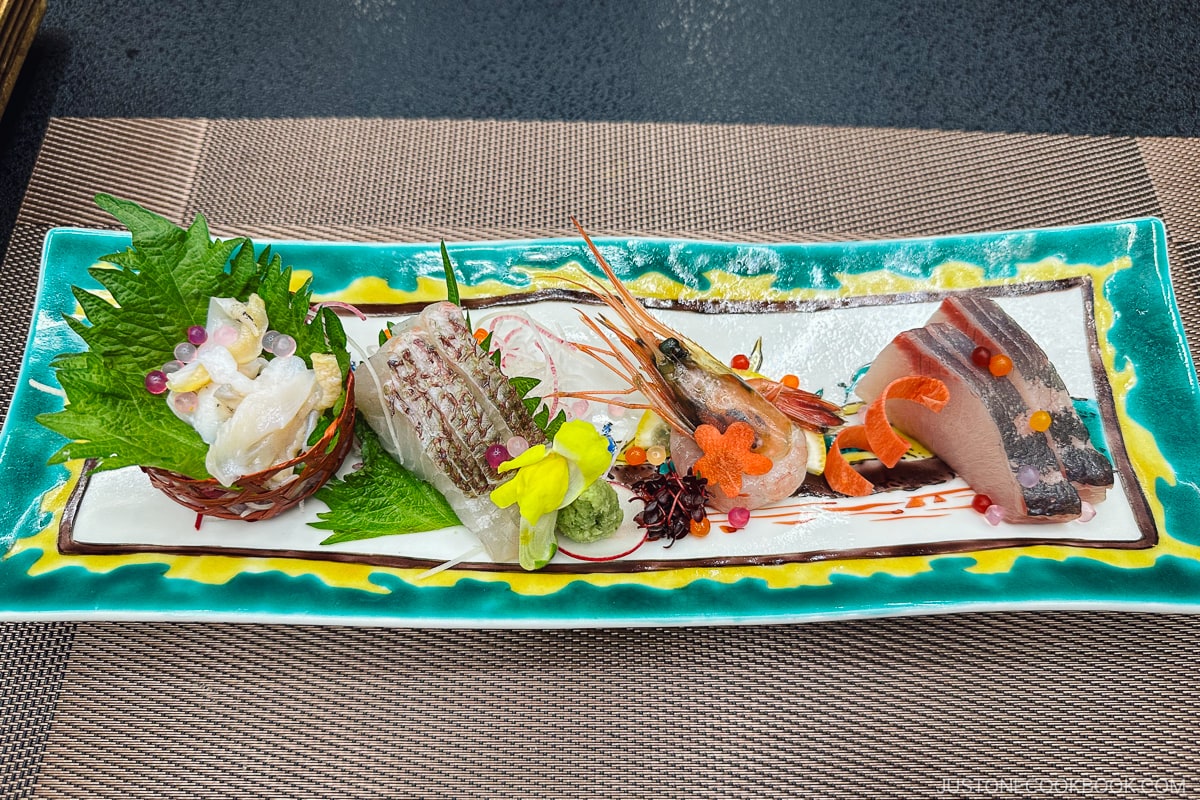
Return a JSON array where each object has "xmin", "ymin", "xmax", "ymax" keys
[
  {"xmin": 57, "ymin": 277, "xmax": 1157, "ymax": 573},
  {"xmin": 1077, "ymin": 276, "xmax": 1159, "ymax": 549},
  {"xmin": 344, "ymin": 276, "xmax": 1089, "ymax": 318}
]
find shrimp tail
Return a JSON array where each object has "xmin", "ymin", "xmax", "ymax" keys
[{"xmin": 748, "ymin": 378, "xmax": 844, "ymax": 432}]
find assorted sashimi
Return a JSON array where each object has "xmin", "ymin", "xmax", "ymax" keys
[
  {"xmin": 287, "ymin": 231, "xmax": 1122, "ymax": 561},
  {"xmin": 38, "ymin": 196, "xmax": 1121, "ymax": 570}
]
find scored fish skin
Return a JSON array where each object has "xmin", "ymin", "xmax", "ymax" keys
[
  {"xmin": 929, "ymin": 295, "xmax": 1112, "ymax": 505},
  {"xmin": 354, "ymin": 303, "xmax": 535, "ymax": 563},
  {"xmin": 857, "ymin": 323, "xmax": 1082, "ymax": 523},
  {"xmin": 421, "ymin": 302, "xmax": 547, "ymax": 447},
  {"xmin": 387, "ymin": 337, "xmax": 496, "ymax": 495}
]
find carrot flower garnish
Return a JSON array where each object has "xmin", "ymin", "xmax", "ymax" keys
[{"xmin": 692, "ymin": 421, "xmax": 774, "ymax": 499}]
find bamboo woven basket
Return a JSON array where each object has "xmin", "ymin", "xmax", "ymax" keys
[{"xmin": 142, "ymin": 369, "xmax": 357, "ymax": 522}]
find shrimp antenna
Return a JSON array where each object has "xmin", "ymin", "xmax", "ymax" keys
[{"xmin": 569, "ymin": 217, "xmax": 677, "ymax": 343}]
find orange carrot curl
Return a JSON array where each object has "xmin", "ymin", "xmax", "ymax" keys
[
  {"xmin": 824, "ymin": 425, "xmax": 875, "ymax": 497},
  {"xmin": 863, "ymin": 376, "xmax": 949, "ymax": 468},
  {"xmin": 825, "ymin": 376, "xmax": 949, "ymax": 497}
]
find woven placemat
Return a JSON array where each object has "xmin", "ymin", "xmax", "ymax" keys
[{"xmin": 2, "ymin": 118, "xmax": 1200, "ymax": 799}]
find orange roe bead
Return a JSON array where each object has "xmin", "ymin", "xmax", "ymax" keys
[
  {"xmin": 731, "ymin": 354, "xmax": 751, "ymax": 370},
  {"xmin": 690, "ymin": 517, "xmax": 711, "ymax": 537},
  {"xmin": 625, "ymin": 446, "xmax": 647, "ymax": 466},
  {"xmin": 473, "ymin": 328, "xmax": 488, "ymax": 344},
  {"xmin": 988, "ymin": 353, "xmax": 1013, "ymax": 377},
  {"xmin": 781, "ymin": 374, "xmax": 800, "ymax": 389},
  {"xmin": 1029, "ymin": 410, "xmax": 1052, "ymax": 432}
]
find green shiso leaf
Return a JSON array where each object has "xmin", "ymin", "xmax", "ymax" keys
[
  {"xmin": 441, "ymin": 238, "xmax": 470, "ymax": 329},
  {"xmin": 36, "ymin": 194, "xmax": 349, "ymax": 479},
  {"xmin": 481, "ymin": 335, "xmax": 566, "ymax": 440},
  {"xmin": 42, "ymin": 351, "xmax": 211, "ymax": 477},
  {"xmin": 311, "ymin": 422, "xmax": 461, "ymax": 544}
]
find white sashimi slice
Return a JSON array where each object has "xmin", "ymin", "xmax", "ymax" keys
[
  {"xmin": 206, "ymin": 356, "xmax": 320, "ymax": 486},
  {"xmin": 355, "ymin": 306, "xmax": 525, "ymax": 563}
]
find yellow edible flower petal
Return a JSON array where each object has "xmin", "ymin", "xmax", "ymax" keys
[
  {"xmin": 551, "ymin": 419, "xmax": 612, "ymax": 485},
  {"xmin": 489, "ymin": 452, "xmax": 570, "ymax": 524},
  {"xmin": 497, "ymin": 444, "xmax": 548, "ymax": 473}
]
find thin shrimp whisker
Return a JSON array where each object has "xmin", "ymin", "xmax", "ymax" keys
[
  {"xmin": 552, "ymin": 392, "xmax": 651, "ymax": 411},
  {"xmin": 551, "ymin": 386, "xmax": 640, "ymax": 398},
  {"xmin": 573, "ymin": 342, "xmax": 620, "ymax": 360},
  {"xmin": 576, "ymin": 314, "xmax": 644, "ymax": 382},
  {"xmin": 571, "ymin": 311, "xmax": 691, "ymax": 431}
]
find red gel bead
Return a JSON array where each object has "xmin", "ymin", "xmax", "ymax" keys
[
  {"xmin": 144, "ymin": 370, "xmax": 168, "ymax": 395},
  {"xmin": 971, "ymin": 494, "xmax": 992, "ymax": 514},
  {"xmin": 485, "ymin": 444, "xmax": 511, "ymax": 469},
  {"xmin": 971, "ymin": 346, "xmax": 991, "ymax": 368},
  {"xmin": 727, "ymin": 507, "xmax": 751, "ymax": 529},
  {"xmin": 187, "ymin": 325, "xmax": 208, "ymax": 346},
  {"xmin": 730, "ymin": 354, "xmax": 751, "ymax": 370}
]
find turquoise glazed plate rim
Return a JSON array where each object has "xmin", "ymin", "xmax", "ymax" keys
[{"xmin": 2, "ymin": 218, "xmax": 1199, "ymax": 628}]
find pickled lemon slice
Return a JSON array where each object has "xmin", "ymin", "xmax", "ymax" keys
[{"xmin": 805, "ymin": 429, "xmax": 826, "ymax": 475}]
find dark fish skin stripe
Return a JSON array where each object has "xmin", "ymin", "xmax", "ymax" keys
[
  {"xmin": 386, "ymin": 351, "xmax": 481, "ymax": 495},
  {"xmin": 406, "ymin": 337, "xmax": 496, "ymax": 455},
  {"xmin": 422, "ymin": 304, "xmax": 547, "ymax": 445},
  {"xmin": 384, "ymin": 331, "xmax": 495, "ymax": 496},
  {"xmin": 935, "ymin": 296, "xmax": 1113, "ymax": 495},
  {"xmin": 908, "ymin": 324, "xmax": 1081, "ymax": 520},
  {"xmin": 406, "ymin": 336, "xmax": 502, "ymax": 495}
]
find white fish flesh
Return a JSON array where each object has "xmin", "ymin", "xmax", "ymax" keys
[{"xmin": 355, "ymin": 302, "xmax": 546, "ymax": 562}]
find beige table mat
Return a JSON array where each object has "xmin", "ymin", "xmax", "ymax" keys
[{"xmin": 3, "ymin": 118, "xmax": 1200, "ymax": 798}]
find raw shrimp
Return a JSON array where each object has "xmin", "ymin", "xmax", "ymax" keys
[{"xmin": 557, "ymin": 219, "xmax": 839, "ymax": 511}]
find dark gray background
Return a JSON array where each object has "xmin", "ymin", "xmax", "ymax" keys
[{"xmin": 2, "ymin": 0, "xmax": 1199, "ymax": 260}]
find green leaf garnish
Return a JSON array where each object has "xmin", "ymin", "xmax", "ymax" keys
[
  {"xmin": 36, "ymin": 194, "xmax": 349, "ymax": 478},
  {"xmin": 441, "ymin": 239, "xmax": 470, "ymax": 330},
  {"xmin": 311, "ymin": 422, "xmax": 461, "ymax": 544},
  {"xmin": 480, "ymin": 334, "xmax": 566, "ymax": 440}
]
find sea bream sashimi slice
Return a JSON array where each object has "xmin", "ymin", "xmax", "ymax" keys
[
  {"xmin": 355, "ymin": 301, "xmax": 542, "ymax": 562},
  {"xmin": 420, "ymin": 303, "xmax": 547, "ymax": 448},
  {"xmin": 927, "ymin": 295, "xmax": 1113, "ymax": 505},
  {"xmin": 856, "ymin": 322, "xmax": 1082, "ymax": 523}
]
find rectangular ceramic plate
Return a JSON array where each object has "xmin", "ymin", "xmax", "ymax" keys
[{"xmin": 2, "ymin": 219, "xmax": 1199, "ymax": 627}]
